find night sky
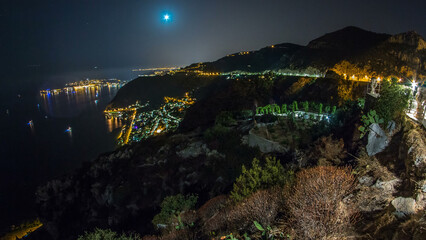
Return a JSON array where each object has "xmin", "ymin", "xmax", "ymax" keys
[{"xmin": 2, "ymin": 0, "xmax": 426, "ymax": 79}]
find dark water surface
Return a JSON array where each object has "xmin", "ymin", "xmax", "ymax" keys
[{"xmin": 0, "ymin": 84, "xmax": 123, "ymax": 230}]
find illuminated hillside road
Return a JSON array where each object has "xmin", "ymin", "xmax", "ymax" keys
[{"xmin": 123, "ymin": 110, "xmax": 136, "ymax": 145}]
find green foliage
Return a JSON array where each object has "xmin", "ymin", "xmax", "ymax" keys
[
  {"xmin": 332, "ymin": 106, "xmax": 337, "ymax": 114},
  {"xmin": 281, "ymin": 104, "xmax": 288, "ymax": 114},
  {"xmin": 204, "ymin": 124, "xmax": 231, "ymax": 142},
  {"xmin": 291, "ymin": 101, "xmax": 298, "ymax": 112},
  {"xmin": 215, "ymin": 111, "xmax": 237, "ymax": 126},
  {"xmin": 243, "ymin": 233, "xmax": 252, "ymax": 240},
  {"xmin": 358, "ymin": 110, "xmax": 384, "ymax": 138},
  {"xmin": 303, "ymin": 101, "xmax": 309, "ymax": 112},
  {"xmin": 254, "ymin": 221, "xmax": 265, "ymax": 232},
  {"xmin": 319, "ymin": 103, "xmax": 323, "ymax": 114},
  {"xmin": 253, "ymin": 221, "xmax": 291, "ymax": 240},
  {"xmin": 240, "ymin": 110, "xmax": 253, "ymax": 119},
  {"xmin": 374, "ymin": 78, "xmax": 410, "ymax": 125},
  {"xmin": 230, "ymin": 157, "xmax": 294, "ymax": 203},
  {"xmin": 77, "ymin": 228, "xmax": 141, "ymax": 240},
  {"xmin": 357, "ymin": 98, "xmax": 365, "ymax": 109},
  {"xmin": 224, "ymin": 233, "xmax": 239, "ymax": 240},
  {"xmin": 152, "ymin": 194, "xmax": 198, "ymax": 227},
  {"xmin": 325, "ymin": 105, "xmax": 331, "ymax": 113}
]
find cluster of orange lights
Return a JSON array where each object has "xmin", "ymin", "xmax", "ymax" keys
[
  {"xmin": 199, "ymin": 72, "xmax": 220, "ymax": 76},
  {"xmin": 164, "ymin": 92, "xmax": 196, "ymax": 105},
  {"xmin": 239, "ymin": 51, "xmax": 251, "ymax": 55},
  {"xmin": 341, "ymin": 73, "xmax": 410, "ymax": 84}
]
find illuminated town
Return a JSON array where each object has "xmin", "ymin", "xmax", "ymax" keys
[
  {"xmin": 104, "ymin": 92, "xmax": 196, "ymax": 145},
  {"xmin": 132, "ymin": 67, "xmax": 180, "ymax": 77},
  {"xmin": 39, "ymin": 78, "xmax": 127, "ymax": 95}
]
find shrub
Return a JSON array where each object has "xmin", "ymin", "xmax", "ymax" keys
[
  {"xmin": 197, "ymin": 195, "xmax": 228, "ymax": 223},
  {"xmin": 291, "ymin": 101, "xmax": 298, "ymax": 112},
  {"xmin": 374, "ymin": 78, "xmax": 411, "ymax": 125},
  {"xmin": 215, "ymin": 111, "xmax": 237, "ymax": 126},
  {"xmin": 152, "ymin": 194, "xmax": 198, "ymax": 228},
  {"xmin": 281, "ymin": 104, "xmax": 288, "ymax": 114},
  {"xmin": 309, "ymin": 135, "xmax": 346, "ymax": 165},
  {"xmin": 303, "ymin": 101, "xmax": 309, "ymax": 112},
  {"xmin": 287, "ymin": 166, "xmax": 357, "ymax": 240},
  {"xmin": 203, "ymin": 189, "xmax": 281, "ymax": 235},
  {"xmin": 230, "ymin": 157, "xmax": 294, "ymax": 203},
  {"xmin": 358, "ymin": 110, "xmax": 384, "ymax": 138},
  {"xmin": 228, "ymin": 189, "xmax": 281, "ymax": 232},
  {"xmin": 204, "ymin": 124, "xmax": 230, "ymax": 142},
  {"xmin": 239, "ymin": 110, "xmax": 253, "ymax": 119},
  {"xmin": 77, "ymin": 228, "xmax": 141, "ymax": 240}
]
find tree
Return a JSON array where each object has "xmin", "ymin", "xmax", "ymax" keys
[
  {"xmin": 291, "ymin": 101, "xmax": 298, "ymax": 112},
  {"xmin": 281, "ymin": 104, "xmax": 288, "ymax": 114},
  {"xmin": 303, "ymin": 101, "xmax": 309, "ymax": 112},
  {"xmin": 152, "ymin": 194, "xmax": 198, "ymax": 228},
  {"xmin": 273, "ymin": 104, "xmax": 281, "ymax": 114},
  {"xmin": 374, "ymin": 78, "xmax": 411, "ymax": 125},
  {"xmin": 230, "ymin": 157, "xmax": 293, "ymax": 203}
]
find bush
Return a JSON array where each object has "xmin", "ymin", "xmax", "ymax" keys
[
  {"xmin": 204, "ymin": 124, "xmax": 230, "ymax": 142},
  {"xmin": 287, "ymin": 166, "xmax": 357, "ymax": 240},
  {"xmin": 281, "ymin": 104, "xmax": 288, "ymax": 114},
  {"xmin": 197, "ymin": 195, "xmax": 228, "ymax": 224},
  {"xmin": 152, "ymin": 194, "xmax": 198, "ymax": 228},
  {"xmin": 202, "ymin": 189, "xmax": 281, "ymax": 235},
  {"xmin": 239, "ymin": 110, "xmax": 253, "ymax": 119},
  {"xmin": 228, "ymin": 189, "xmax": 281, "ymax": 232},
  {"xmin": 309, "ymin": 135, "xmax": 346, "ymax": 165},
  {"xmin": 230, "ymin": 157, "xmax": 294, "ymax": 203},
  {"xmin": 291, "ymin": 101, "xmax": 298, "ymax": 112},
  {"xmin": 215, "ymin": 111, "xmax": 237, "ymax": 126},
  {"xmin": 77, "ymin": 228, "xmax": 141, "ymax": 240},
  {"xmin": 374, "ymin": 78, "xmax": 411, "ymax": 125},
  {"xmin": 303, "ymin": 101, "xmax": 309, "ymax": 112}
]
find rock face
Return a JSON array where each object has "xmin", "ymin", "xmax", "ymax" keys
[
  {"xmin": 391, "ymin": 197, "xmax": 417, "ymax": 217},
  {"xmin": 388, "ymin": 31, "xmax": 426, "ymax": 50},
  {"xmin": 176, "ymin": 141, "xmax": 224, "ymax": 159},
  {"xmin": 366, "ymin": 123, "xmax": 389, "ymax": 156},
  {"xmin": 247, "ymin": 128, "xmax": 288, "ymax": 153},
  {"xmin": 357, "ymin": 177, "xmax": 401, "ymax": 212}
]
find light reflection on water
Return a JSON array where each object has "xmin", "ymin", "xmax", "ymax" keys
[
  {"xmin": 106, "ymin": 117, "xmax": 123, "ymax": 133},
  {"xmin": 39, "ymin": 86, "xmax": 123, "ymax": 131},
  {"xmin": 0, "ymin": 84, "xmax": 125, "ymax": 228}
]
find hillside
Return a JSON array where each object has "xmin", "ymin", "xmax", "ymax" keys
[
  {"xmin": 106, "ymin": 26, "xmax": 424, "ymax": 112},
  {"xmin": 106, "ymin": 73, "xmax": 222, "ymax": 110},
  {"xmin": 26, "ymin": 26, "xmax": 426, "ymax": 240},
  {"xmin": 180, "ymin": 26, "xmax": 424, "ymax": 77}
]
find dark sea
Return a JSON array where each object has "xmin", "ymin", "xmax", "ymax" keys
[{"xmin": 0, "ymin": 67, "xmax": 137, "ymax": 231}]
